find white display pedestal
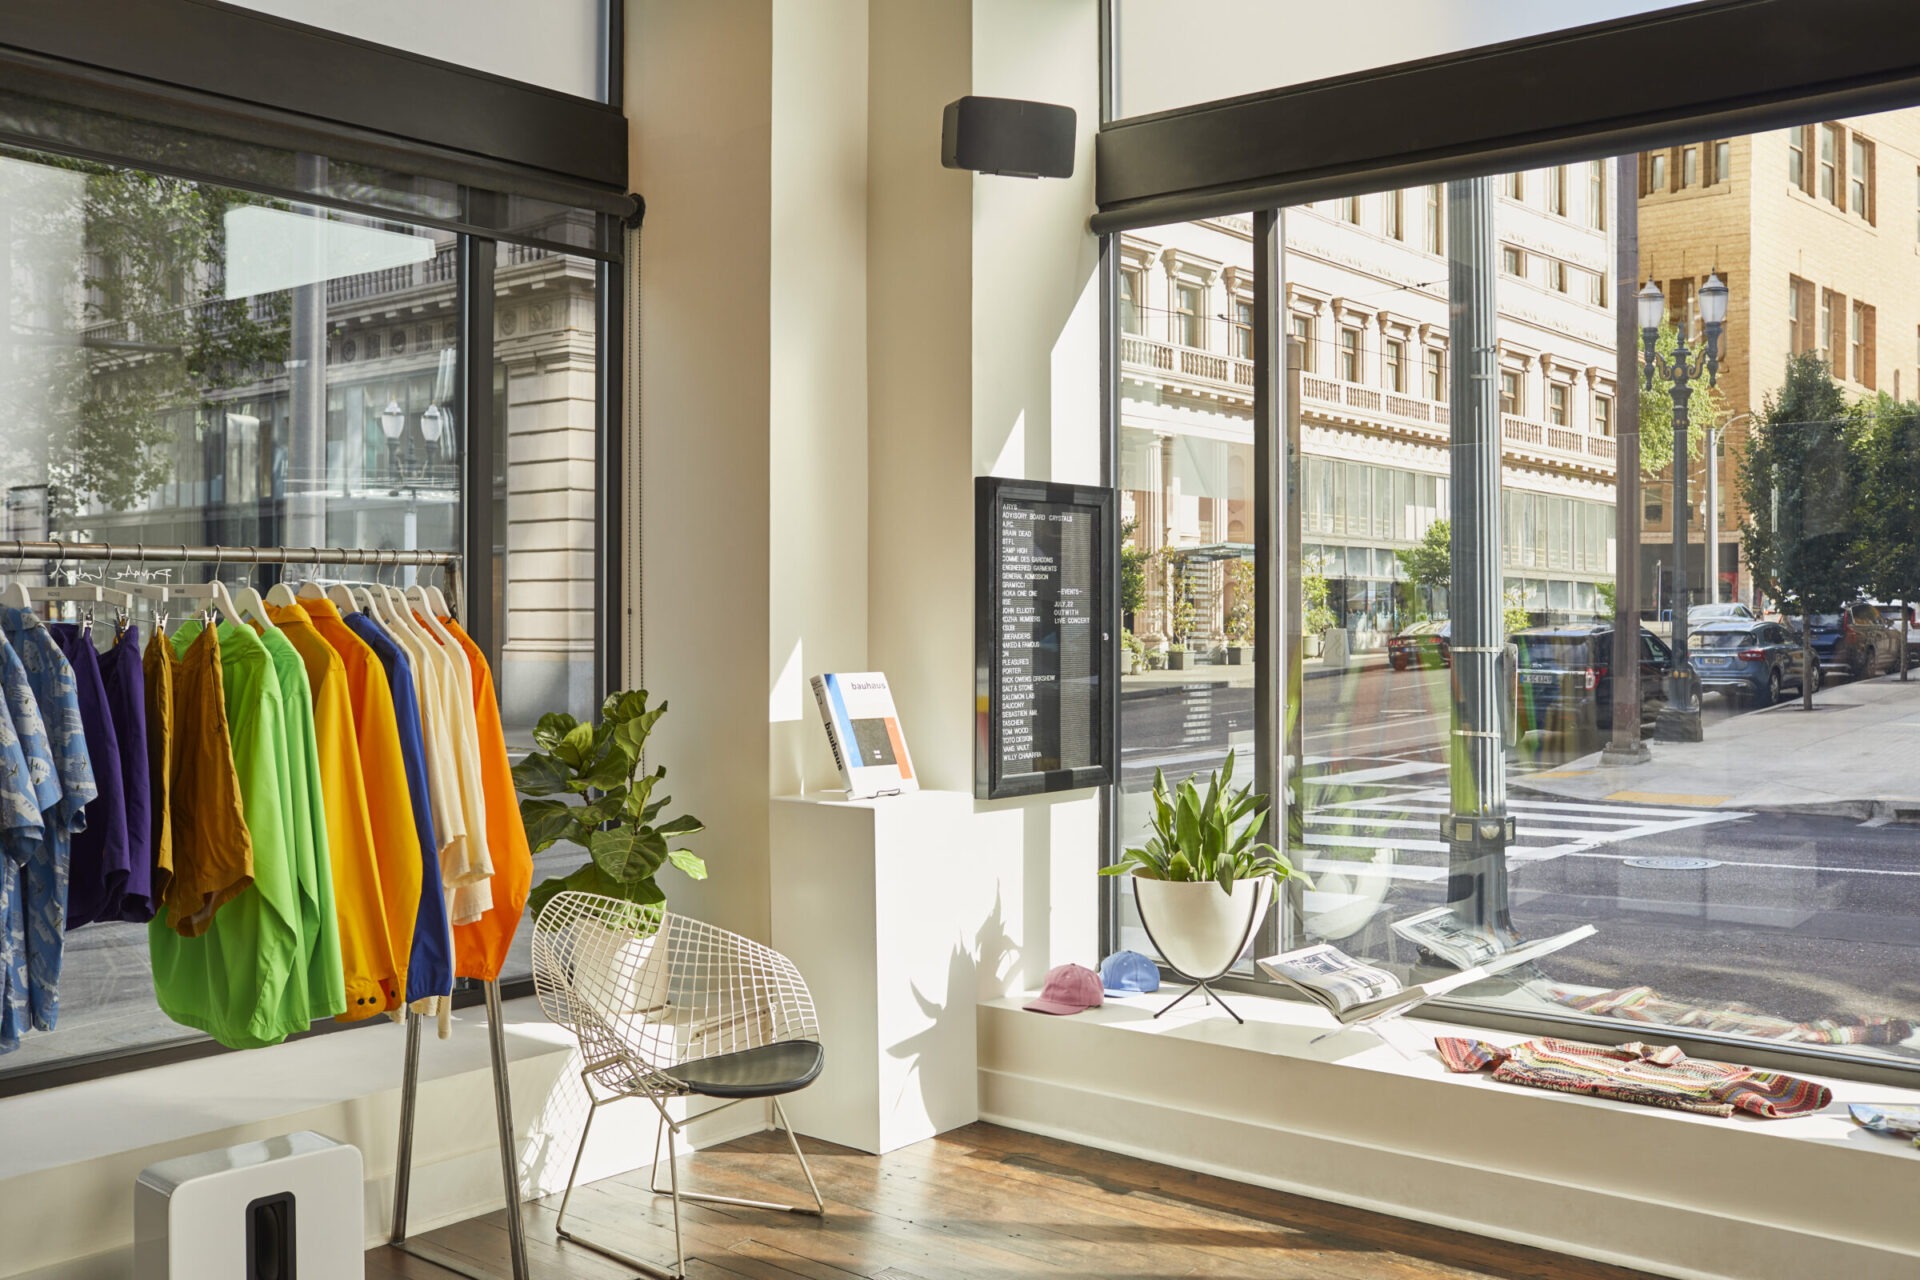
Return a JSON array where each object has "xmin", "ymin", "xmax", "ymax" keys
[{"xmin": 770, "ymin": 790, "xmax": 982, "ymax": 1155}]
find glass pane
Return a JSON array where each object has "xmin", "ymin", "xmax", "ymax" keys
[
  {"xmin": 1265, "ymin": 108, "xmax": 1920, "ymax": 1074},
  {"xmin": 1115, "ymin": 215, "xmax": 1256, "ymax": 967},
  {"xmin": 0, "ymin": 146, "xmax": 462, "ymax": 1073},
  {"xmin": 1113, "ymin": 0, "xmax": 1694, "ymax": 119}
]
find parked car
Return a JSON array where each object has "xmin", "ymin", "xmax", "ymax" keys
[
  {"xmin": 1387, "ymin": 619, "xmax": 1451, "ymax": 670},
  {"xmin": 1868, "ymin": 601, "xmax": 1920, "ymax": 663},
  {"xmin": 1689, "ymin": 602, "xmax": 1755, "ymax": 625},
  {"xmin": 1513, "ymin": 624, "xmax": 1671, "ymax": 735},
  {"xmin": 1689, "ymin": 620, "xmax": 1818, "ymax": 704},
  {"xmin": 1788, "ymin": 603, "xmax": 1901, "ymax": 680}
]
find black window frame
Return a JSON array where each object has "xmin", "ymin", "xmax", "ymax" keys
[
  {"xmin": 1096, "ymin": 0, "xmax": 1920, "ymax": 1089},
  {"xmin": 0, "ymin": 0, "xmax": 629, "ymax": 1099}
]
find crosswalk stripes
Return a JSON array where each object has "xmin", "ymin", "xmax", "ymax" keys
[{"xmin": 1297, "ymin": 761, "xmax": 1749, "ymax": 882}]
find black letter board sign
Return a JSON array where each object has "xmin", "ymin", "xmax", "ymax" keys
[{"xmin": 975, "ymin": 476, "xmax": 1116, "ymax": 799}]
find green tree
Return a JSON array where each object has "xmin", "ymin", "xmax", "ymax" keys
[
  {"xmin": 1738, "ymin": 353, "xmax": 1868, "ymax": 708},
  {"xmin": 1595, "ymin": 580, "xmax": 1617, "ymax": 616},
  {"xmin": 4, "ymin": 160, "xmax": 290, "ymax": 522},
  {"xmin": 1858, "ymin": 394, "xmax": 1920, "ymax": 680},
  {"xmin": 1119, "ymin": 518, "xmax": 1150, "ymax": 620},
  {"xmin": 1395, "ymin": 518, "xmax": 1451, "ymax": 616},
  {"xmin": 1637, "ymin": 320, "xmax": 1725, "ymax": 478}
]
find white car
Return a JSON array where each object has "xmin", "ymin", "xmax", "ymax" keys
[{"xmin": 1688, "ymin": 602, "xmax": 1755, "ymax": 625}]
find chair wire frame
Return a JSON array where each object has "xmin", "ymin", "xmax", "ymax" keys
[{"xmin": 532, "ymin": 890, "xmax": 826, "ymax": 1280}]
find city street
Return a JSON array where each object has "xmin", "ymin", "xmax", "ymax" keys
[{"xmin": 1118, "ymin": 657, "xmax": 1920, "ymax": 1062}]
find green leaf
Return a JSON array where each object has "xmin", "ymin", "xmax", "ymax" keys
[
  {"xmin": 531, "ymin": 712, "xmax": 580, "ymax": 753},
  {"xmin": 519, "ymin": 798, "xmax": 584, "ymax": 853},
  {"xmin": 588, "ymin": 827, "xmax": 668, "ymax": 883},
  {"xmin": 511, "ymin": 752, "xmax": 573, "ymax": 796},
  {"xmin": 656, "ymin": 812, "xmax": 705, "ymax": 838},
  {"xmin": 553, "ymin": 721, "xmax": 597, "ymax": 768},
  {"xmin": 528, "ymin": 861, "xmax": 624, "ymax": 918},
  {"xmin": 667, "ymin": 848, "xmax": 708, "ymax": 880},
  {"xmin": 577, "ymin": 748, "xmax": 636, "ymax": 793}
]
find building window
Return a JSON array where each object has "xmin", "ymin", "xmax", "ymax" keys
[
  {"xmin": 1385, "ymin": 189, "xmax": 1404, "ymax": 240},
  {"xmin": 1343, "ymin": 195, "xmax": 1363, "ymax": 224},
  {"xmin": 1425, "ymin": 185, "xmax": 1444, "ymax": 253},
  {"xmin": 1682, "ymin": 145, "xmax": 1699, "ymax": 187},
  {"xmin": 1789, "ymin": 127, "xmax": 1808, "ymax": 189},
  {"xmin": 1119, "ymin": 267, "xmax": 1143, "ymax": 336},
  {"xmin": 1499, "ymin": 369, "xmax": 1522, "ymax": 416},
  {"xmin": 1337, "ymin": 326, "xmax": 1361, "ymax": 381},
  {"xmin": 1595, "ymin": 393, "xmax": 1614, "ymax": 437},
  {"xmin": 1384, "ymin": 337, "xmax": 1406, "ymax": 392},
  {"xmin": 1646, "ymin": 150, "xmax": 1669, "ymax": 193},
  {"xmin": 1547, "ymin": 165, "xmax": 1568, "ymax": 215},
  {"xmin": 1853, "ymin": 300, "xmax": 1876, "ymax": 388},
  {"xmin": 1713, "ymin": 139, "xmax": 1731, "ymax": 183},
  {"xmin": 1231, "ymin": 297, "xmax": 1254, "ymax": 360},
  {"xmin": 1290, "ymin": 313, "xmax": 1316, "ymax": 371},
  {"xmin": 1820, "ymin": 288, "xmax": 1843, "ymax": 365},
  {"xmin": 1589, "ymin": 161, "xmax": 1607, "ymax": 228},
  {"xmin": 1501, "ymin": 245, "xmax": 1525, "ymax": 277},
  {"xmin": 1587, "ymin": 269, "xmax": 1609, "ymax": 308},
  {"xmin": 1174, "ymin": 279, "xmax": 1205, "ymax": 348},
  {"xmin": 1820, "ymin": 122, "xmax": 1840, "ymax": 204},
  {"xmin": 1789, "ymin": 275, "xmax": 1815, "ymax": 355},
  {"xmin": 1425, "ymin": 346, "xmax": 1446, "ymax": 402},
  {"xmin": 1850, "ymin": 135, "xmax": 1874, "ymax": 219},
  {"xmin": 1548, "ymin": 382, "xmax": 1569, "ymax": 426},
  {"xmin": 1914, "ymin": 166, "xmax": 1920, "ymax": 240},
  {"xmin": 1549, "ymin": 260, "xmax": 1570, "ymax": 293},
  {"xmin": 1507, "ymin": 171, "xmax": 1525, "ymax": 201}
]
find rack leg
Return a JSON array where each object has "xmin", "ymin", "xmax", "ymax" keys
[
  {"xmin": 388, "ymin": 988, "xmax": 530, "ymax": 1280},
  {"xmin": 391, "ymin": 1009, "xmax": 424, "ymax": 1243}
]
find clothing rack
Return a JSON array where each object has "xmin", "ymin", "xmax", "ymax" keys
[{"xmin": 0, "ymin": 538, "xmax": 528, "ymax": 1280}]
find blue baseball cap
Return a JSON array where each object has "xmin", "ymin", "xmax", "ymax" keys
[{"xmin": 1099, "ymin": 950, "xmax": 1161, "ymax": 997}]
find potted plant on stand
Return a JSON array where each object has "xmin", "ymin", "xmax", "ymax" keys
[
  {"xmin": 1167, "ymin": 564, "xmax": 1196, "ymax": 670},
  {"xmin": 516, "ymin": 690, "xmax": 709, "ymax": 1014},
  {"xmin": 1303, "ymin": 556, "xmax": 1338, "ymax": 661},
  {"xmin": 1101, "ymin": 750, "xmax": 1304, "ymax": 1023},
  {"xmin": 1225, "ymin": 557, "xmax": 1255, "ymax": 665}
]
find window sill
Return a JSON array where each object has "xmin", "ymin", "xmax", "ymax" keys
[{"xmin": 978, "ymin": 986, "xmax": 1920, "ymax": 1280}]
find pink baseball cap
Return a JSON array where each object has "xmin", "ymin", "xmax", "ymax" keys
[{"xmin": 1023, "ymin": 963, "xmax": 1104, "ymax": 1016}]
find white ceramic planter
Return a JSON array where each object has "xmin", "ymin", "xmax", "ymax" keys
[{"xmin": 1134, "ymin": 875, "xmax": 1271, "ymax": 981}]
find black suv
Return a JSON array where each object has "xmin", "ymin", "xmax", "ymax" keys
[{"xmin": 1514, "ymin": 624, "xmax": 1671, "ymax": 735}]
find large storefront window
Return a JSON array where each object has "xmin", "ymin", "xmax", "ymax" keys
[
  {"xmin": 0, "ymin": 140, "xmax": 606, "ymax": 1079},
  {"xmin": 1110, "ymin": 111, "xmax": 1920, "ymax": 1073}
]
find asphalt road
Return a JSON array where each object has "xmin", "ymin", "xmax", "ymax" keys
[{"xmin": 1117, "ymin": 659, "xmax": 1920, "ymax": 1060}]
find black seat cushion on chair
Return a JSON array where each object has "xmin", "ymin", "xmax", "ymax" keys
[{"xmin": 664, "ymin": 1039, "xmax": 825, "ymax": 1099}]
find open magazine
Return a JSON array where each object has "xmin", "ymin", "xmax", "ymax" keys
[
  {"xmin": 1390, "ymin": 905, "xmax": 1514, "ymax": 970},
  {"xmin": 1257, "ymin": 923, "xmax": 1596, "ymax": 1026}
]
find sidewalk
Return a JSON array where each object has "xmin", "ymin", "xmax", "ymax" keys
[{"xmin": 1512, "ymin": 675, "xmax": 1920, "ymax": 818}]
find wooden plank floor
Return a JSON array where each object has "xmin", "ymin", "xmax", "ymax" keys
[{"xmin": 367, "ymin": 1122, "xmax": 1661, "ymax": 1280}]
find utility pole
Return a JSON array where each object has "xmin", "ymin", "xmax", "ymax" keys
[
  {"xmin": 1442, "ymin": 176, "xmax": 1514, "ymax": 932},
  {"xmin": 1705, "ymin": 427, "xmax": 1720, "ymax": 605},
  {"xmin": 1604, "ymin": 154, "xmax": 1649, "ymax": 764}
]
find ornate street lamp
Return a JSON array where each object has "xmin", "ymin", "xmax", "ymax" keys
[
  {"xmin": 379, "ymin": 397, "xmax": 406, "ymax": 494},
  {"xmin": 1639, "ymin": 271, "xmax": 1728, "ymax": 742}
]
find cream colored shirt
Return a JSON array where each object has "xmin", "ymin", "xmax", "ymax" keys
[{"xmin": 413, "ymin": 610, "xmax": 493, "ymax": 924}]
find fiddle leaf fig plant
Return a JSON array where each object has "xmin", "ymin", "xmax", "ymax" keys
[
  {"xmin": 1099, "ymin": 749, "xmax": 1305, "ymax": 899},
  {"xmin": 515, "ymin": 688, "xmax": 707, "ymax": 917}
]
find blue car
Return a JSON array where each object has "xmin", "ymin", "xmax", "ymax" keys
[{"xmin": 1689, "ymin": 620, "xmax": 1818, "ymax": 704}]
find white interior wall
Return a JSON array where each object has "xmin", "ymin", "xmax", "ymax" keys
[
  {"xmin": 629, "ymin": 0, "xmax": 776, "ymax": 942},
  {"xmin": 769, "ymin": 0, "xmax": 871, "ymax": 798}
]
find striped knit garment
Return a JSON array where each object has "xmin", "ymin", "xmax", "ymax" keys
[
  {"xmin": 1435, "ymin": 1036, "xmax": 1833, "ymax": 1119},
  {"xmin": 1555, "ymin": 984, "xmax": 1915, "ymax": 1048}
]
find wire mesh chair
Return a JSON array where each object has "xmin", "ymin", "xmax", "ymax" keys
[{"xmin": 532, "ymin": 890, "xmax": 827, "ymax": 1280}]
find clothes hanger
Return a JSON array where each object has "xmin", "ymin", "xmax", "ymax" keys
[
  {"xmin": 36, "ymin": 566, "xmax": 135, "ymax": 634},
  {"xmin": 114, "ymin": 547, "xmax": 177, "ymax": 630},
  {"xmin": 265, "ymin": 551, "xmax": 308, "ymax": 609},
  {"xmin": 167, "ymin": 546, "xmax": 240, "ymax": 624}
]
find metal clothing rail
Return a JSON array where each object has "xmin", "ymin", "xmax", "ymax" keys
[{"xmin": 0, "ymin": 538, "xmax": 528, "ymax": 1280}]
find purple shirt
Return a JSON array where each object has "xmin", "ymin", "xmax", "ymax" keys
[
  {"xmin": 47, "ymin": 624, "xmax": 130, "ymax": 929},
  {"xmin": 97, "ymin": 625, "xmax": 153, "ymax": 923}
]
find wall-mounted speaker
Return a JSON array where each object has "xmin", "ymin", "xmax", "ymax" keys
[{"xmin": 941, "ymin": 96, "xmax": 1075, "ymax": 180}]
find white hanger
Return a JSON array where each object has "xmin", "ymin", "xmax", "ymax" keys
[
  {"xmin": 0, "ymin": 580, "xmax": 32, "ymax": 609},
  {"xmin": 230, "ymin": 580, "xmax": 274, "ymax": 628},
  {"xmin": 266, "ymin": 581, "xmax": 300, "ymax": 608},
  {"xmin": 405, "ymin": 583, "xmax": 453, "ymax": 622}
]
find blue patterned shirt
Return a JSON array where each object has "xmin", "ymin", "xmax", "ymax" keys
[
  {"xmin": 0, "ymin": 608, "xmax": 97, "ymax": 1035},
  {"xmin": 0, "ymin": 634, "xmax": 56, "ymax": 1051}
]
